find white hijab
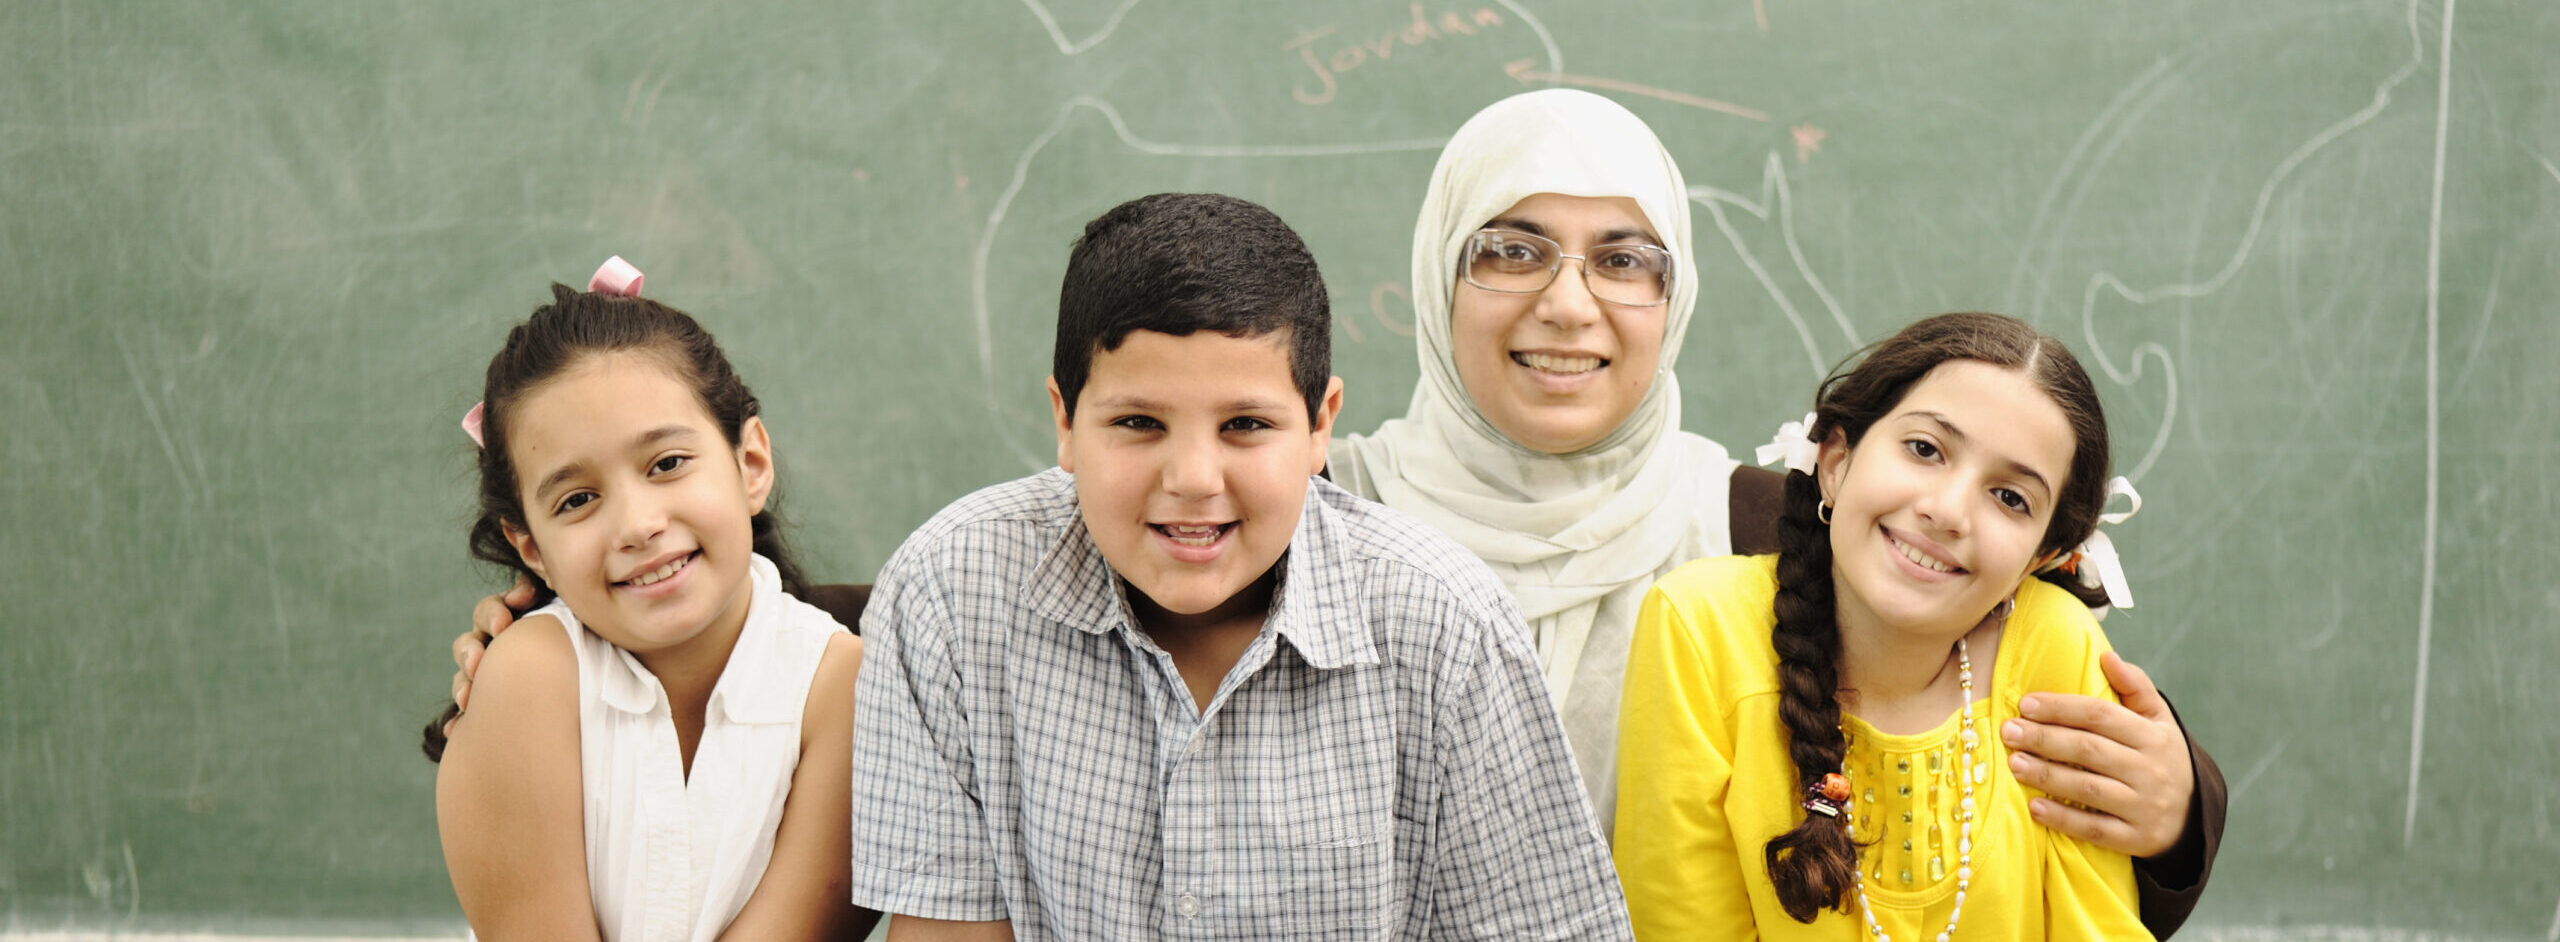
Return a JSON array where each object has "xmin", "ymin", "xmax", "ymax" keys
[{"xmin": 1332, "ymin": 89, "xmax": 1735, "ymax": 748}]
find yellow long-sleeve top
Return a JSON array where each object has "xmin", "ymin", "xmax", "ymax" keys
[{"xmin": 1614, "ymin": 555, "xmax": 2153, "ymax": 941}]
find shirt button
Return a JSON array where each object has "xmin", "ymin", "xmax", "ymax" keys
[{"xmin": 1175, "ymin": 892, "xmax": 1201, "ymax": 918}]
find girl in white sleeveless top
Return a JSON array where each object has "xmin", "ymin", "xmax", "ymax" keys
[{"xmin": 428, "ymin": 260, "xmax": 870, "ymax": 941}]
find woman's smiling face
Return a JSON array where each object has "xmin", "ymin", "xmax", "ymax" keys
[{"xmin": 1447, "ymin": 193, "xmax": 1670, "ymax": 455}]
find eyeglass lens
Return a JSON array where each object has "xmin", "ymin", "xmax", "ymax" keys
[{"xmin": 1462, "ymin": 230, "xmax": 1670, "ymax": 305}]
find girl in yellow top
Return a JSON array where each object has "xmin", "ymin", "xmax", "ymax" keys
[{"xmin": 1614, "ymin": 312, "xmax": 2152, "ymax": 941}]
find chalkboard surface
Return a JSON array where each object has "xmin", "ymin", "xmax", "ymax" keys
[{"xmin": 4, "ymin": 0, "xmax": 2553, "ymax": 936}]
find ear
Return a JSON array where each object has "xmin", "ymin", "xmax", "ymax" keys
[
  {"xmin": 503, "ymin": 521, "xmax": 549, "ymax": 583},
  {"xmin": 1306, "ymin": 376, "xmax": 1345, "ymax": 476},
  {"xmin": 734, "ymin": 415, "xmax": 775, "ymax": 515},
  {"xmin": 1047, "ymin": 376, "xmax": 1075, "ymax": 473},
  {"xmin": 1815, "ymin": 426, "xmax": 1852, "ymax": 506}
]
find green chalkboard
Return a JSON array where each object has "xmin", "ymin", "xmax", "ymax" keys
[{"xmin": 4, "ymin": 0, "xmax": 2554, "ymax": 936}]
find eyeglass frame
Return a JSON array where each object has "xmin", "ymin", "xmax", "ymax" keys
[{"xmin": 1456, "ymin": 228, "xmax": 1675, "ymax": 307}]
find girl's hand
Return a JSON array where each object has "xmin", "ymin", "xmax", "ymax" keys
[
  {"xmin": 446, "ymin": 575, "xmax": 539, "ymax": 731},
  {"xmin": 2000, "ymin": 652, "xmax": 2196, "ymax": 859}
]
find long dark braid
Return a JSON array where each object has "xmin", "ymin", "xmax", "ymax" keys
[
  {"xmin": 1759, "ymin": 312, "xmax": 2116, "ymax": 921},
  {"xmin": 1764, "ymin": 445, "xmax": 1861, "ymax": 921}
]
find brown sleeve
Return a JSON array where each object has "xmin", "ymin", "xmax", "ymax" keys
[
  {"xmin": 801, "ymin": 584, "xmax": 873, "ymax": 634},
  {"xmin": 1726, "ymin": 465, "xmax": 1788, "ymax": 556},
  {"xmin": 2131, "ymin": 697, "xmax": 2226, "ymax": 939}
]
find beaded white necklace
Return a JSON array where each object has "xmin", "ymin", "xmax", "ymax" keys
[{"xmin": 1845, "ymin": 637, "xmax": 1977, "ymax": 942}]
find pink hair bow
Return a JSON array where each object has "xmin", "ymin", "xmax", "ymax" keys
[
  {"xmin": 462, "ymin": 257, "xmax": 648, "ymax": 448},
  {"xmin": 589, "ymin": 255, "xmax": 644, "ymax": 296}
]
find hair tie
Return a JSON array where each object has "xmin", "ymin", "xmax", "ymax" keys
[
  {"xmin": 1755, "ymin": 412, "xmax": 1820, "ymax": 476},
  {"xmin": 2047, "ymin": 476, "xmax": 2141, "ymax": 608},
  {"xmin": 461, "ymin": 256, "xmax": 649, "ymax": 449},
  {"xmin": 589, "ymin": 255, "xmax": 644, "ymax": 296},
  {"xmin": 1802, "ymin": 772, "xmax": 1852, "ymax": 818}
]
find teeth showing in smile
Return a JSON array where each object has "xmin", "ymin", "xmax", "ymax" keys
[
  {"xmin": 1514, "ymin": 352, "xmax": 1602, "ymax": 374},
  {"xmin": 1159, "ymin": 524, "xmax": 1227, "ymax": 547},
  {"xmin": 627, "ymin": 553, "xmax": 692, "ymax": 587},
  {"xmin": 1892, "ymin": 535, "xmax": 1959, "ymax": 574}
]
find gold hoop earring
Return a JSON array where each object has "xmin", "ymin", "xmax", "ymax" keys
[{"xmin": 1817, "ymin": 500, "xmax": 1834, "ymax": 525}]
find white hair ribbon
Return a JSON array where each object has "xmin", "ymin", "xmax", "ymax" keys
[
  {"xmin": 2064, "ymin": 476, "xmax": 2142, "ymax": 609},
  {"xmin": 1755, "ymin": 412, "xmax": 1821, "ymax": 476}
]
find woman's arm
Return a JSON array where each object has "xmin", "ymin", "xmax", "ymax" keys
[
  {"xmin": 718, "ymin": 632, "xmax": 880, "ymax": 941},
  {"xmin": 435, "ymin": 615, "xmax": 603, "ymax": 941}
]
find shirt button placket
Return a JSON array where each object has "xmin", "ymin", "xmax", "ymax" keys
[{"xmin": 1163, "ymin": 723, "xmax": 1214, "ymax": 933}]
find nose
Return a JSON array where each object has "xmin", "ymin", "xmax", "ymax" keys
[
  {"xmin": 1912, "ymin": 475, "xmax": 1968, "ymax": 537},
  {"xmin": 614, "ymin": 488, "xmax": 670, "ymax": 550},
  {"xmin": 1161, "ymin": 429, "xmax": 1224, "ymax": 500},
  {"xmin": 1533, "ymin": 256, "xmax": 1606, "ymax": 327}
]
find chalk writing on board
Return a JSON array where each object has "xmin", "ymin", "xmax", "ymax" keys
[
  {"xmin": 1286, "ymin": 5, "xmax": 1514, "ymax": 106},
  {"xmin": 1693, "ymin": 152, "xmax": 1859, "ymax": 379},
  {"xmin": 2057, "ymin": 0, "xmax": 2430, "ymax": 485},
  {"xmin": 1791, "ymin": 125, "xmax": 1825, "ymax": 162},
  {"xmin": 1367, "ymin": 282, "xmax": 1419, "ymax": 341},
  {"xmin": 1502, "ymin": 59, "xmax": 1771, "ymax": 124},
  {"xmin": 1019, "ymin": 0, "xmax": 1147, "ymax": 56}
]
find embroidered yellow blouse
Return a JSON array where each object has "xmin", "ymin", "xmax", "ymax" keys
[{"xmin": 1613, "ymin": 555, "xmax": 2153, "ymax": 941}]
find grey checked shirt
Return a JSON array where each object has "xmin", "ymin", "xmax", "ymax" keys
[{"xmin": 848, "ymin": 468, "xmax": 1631, "ymax": 941}]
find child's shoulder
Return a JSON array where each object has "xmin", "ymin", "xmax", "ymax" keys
[
  {"xmin": 1999, "ymin": 577, "xmax": 2115, "ymax": 696},
  {"xmin": 936, "ymin": 467, "xmax": 1077, "ymax": 528},
  {"xmin": 483, "ymin": 610, "xmax": 577, "ymax": 674},
  {"xmin": 800, "ymin": 631, "xmax": 862, "ymax": 747},
  {"xmin": 453, "ymin": 611, "xmax": 579, "ymax": 741},
  {"xmin": 887, "ymin": 469, "xmax": 1078, "ymax": 565},
  {"xmin": 1315, "ymin": 478, "xmax": 1514, "ymax": 615},
  {"xmin": 1654, "ymin": 553, "xmax": 1779, "ymax": 596}
]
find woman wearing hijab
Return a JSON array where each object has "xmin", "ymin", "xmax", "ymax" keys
[{"xmin": 1329, "ymin": 89, "xmax": 2221, "ymax": 935}]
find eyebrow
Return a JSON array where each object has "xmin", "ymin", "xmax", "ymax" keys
[
  {"xmin": 1091, "ymin": 394, "xmax": 1295, "ymax": 416},
  {"xmin": 1907, "ymin": 411, "xmax": 2054, "ymax": 493},
  {"xmin": 528, "ymin": 425, "xmax": 700, "ymax": 502},
  {"xmin": 1483, "ymin": 217, "xmax": 1663, "ymax": 247}
]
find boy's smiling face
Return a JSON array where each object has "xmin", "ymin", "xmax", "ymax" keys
[{"xmin": 1050, "ymin": 328, "xmax": 1342, "ymax": 627}]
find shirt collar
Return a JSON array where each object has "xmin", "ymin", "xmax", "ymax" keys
[
  {"xmin": 595, "ymin": 554, "xmax": 799, "ymax": 724},
  {"xmin": 1025, "ymin": 470, "xmax": 1377, "ymax": 671}
]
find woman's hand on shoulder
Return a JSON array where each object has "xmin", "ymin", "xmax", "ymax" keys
[
  {"xmin": 447, "ymin": 575, "xmax": 540, "ymax": 731},
  {"xmin": 2001, "ymin": 651, "xmax": 2195, "ymax": 858}
]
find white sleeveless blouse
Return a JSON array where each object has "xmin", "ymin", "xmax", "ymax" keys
[{"xmin": 534, "ymin": 554, "xmax": 837, "ymax": 942}]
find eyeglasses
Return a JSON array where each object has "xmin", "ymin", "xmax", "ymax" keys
[{"xmin": 1459, "ymin": 228, "xmax": 1673, "ymax": 307}]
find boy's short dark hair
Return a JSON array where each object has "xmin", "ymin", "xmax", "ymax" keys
[{"xmin": 1051, "ymin": 193, "xmax": 1331, "ymax": 421}]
